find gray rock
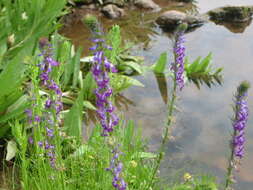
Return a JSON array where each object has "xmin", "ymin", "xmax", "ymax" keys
[
  {"xmin": 103, "ymin": 0, "xmax": 125, "ymax": 7},
  {"xmin": 208, "ymin": 6, "xmax": 253, "ymax": 22},
  {"xmin": 156, "ymin": 10, "xmax": 206, "ymax": 31},
  {"xmin": 172, "ymin": 0, "xmax": 194, "ymax": 3},
  {"xmin": 101, "ymin": 4, "xmax": 125, "ymax": 19},
  {"xmin": 134, "ymin": 0, "xmax": 160, "ymax": 10}
]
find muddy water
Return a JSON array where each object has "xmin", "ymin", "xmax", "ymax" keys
[{"xmin": 62, "ymin": 0, "xmax": 253, "ymax": 189}]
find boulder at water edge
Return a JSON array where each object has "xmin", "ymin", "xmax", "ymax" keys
[{"xmin": 156, "ymin": 10, "xmax": 206, "ymax": 31}]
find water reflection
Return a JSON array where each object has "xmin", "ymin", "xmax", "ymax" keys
[
  {"xmin": 211, "ymin": 18, "xmax": 252, "ymax": 33},
  {"xmin": 154, "ymin": 73, "xmax": 168, "ymax": 104}
]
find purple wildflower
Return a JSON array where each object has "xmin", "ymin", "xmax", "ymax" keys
[
  {"xmin": 225, "ymin": 81, "xmax": 250, "ymax": 189},
  {"xmin": 172, "ymin": 31, "xmax": 186, "ymax": 90},
  {"xmin": 38, "ymin": 141, "xmax": 43, "ymax": 147},
  {"xmin": 26, "ymin": 39, "xmax": 63, "ymax": 168},
  {"xmin": 232, "ymin": 82, "xmax": 250, "ymax": 159},
  {"xmin": 25, "ymin": 109, "xmax": 32, "ymax": 118},
  {"xmin": 107, "ymin": 146, "xmax": 127, "ymax": 190},
  {"xmin": 89, "ymin": 31, "xmax": 118, "ymax": 136},
  {"xmin": 34, "ymin": 115, "xmax": 41, "ymax": 122},
  {"xmin": 45, "ymin": 99, "xmax": 52, "ymax": 109},
  {"xmin": 28, "ymin": 137, "xmax": 34, "ymax": 144}
]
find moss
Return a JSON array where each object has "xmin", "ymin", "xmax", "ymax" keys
[{"xmin": 208, "ymin": 6, "xmax": 253, "ymax": 22}]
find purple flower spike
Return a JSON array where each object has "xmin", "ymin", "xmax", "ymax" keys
[
  {"xmin": 225, "ymin": 81, "xmax": 250, "ymax": 189},
  {"xmin": 171, "ymin": 31, "xmax": 186, "ymax": 91},
  {"xmin": 38, "ymin": 141, "xmax": 43, "ymax": 147},
  {"xmin": 46, "ymin": 57, "xmax": 59, "ymax": 66},
  {"xmin": 46, "ymin": 127, "xmax": 54, "ymax": 137},
  {"xmin": 29, "ymin": 137, "xmax": 34, "ymax": 144},
  {"xmin": 232, "ymin": 92, "xmax": 249, "ymax": 159},
  {"xmin": 27, "ymin": 40, "xmax": 63, "ymax": 169},
  {"xmin": 34, "ymin": 115, "xmax": 41, "ymax": 122},
  {"xmin": 25, "ymin": 109, "xmax": 32, "ymax": 118},
  {"xmin": 107, "ymin": 146, "xmax": 127, "ymax": 190},
  {"xmin": 45, "ymin": 99, "xmax": 52, "ymax": 109},
  {"xmin": 89, "ymin": 33, "xmax": 119, "ymax": 136}
]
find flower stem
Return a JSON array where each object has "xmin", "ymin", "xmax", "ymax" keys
[
  {"xmin": 147, "ymin": 76, "xmax": 177, "ymax": 189},
  {"xmin": 225, "ymin": 129, "xmax": 236, "ymax": 190}
]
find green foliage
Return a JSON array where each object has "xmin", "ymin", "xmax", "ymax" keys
[
  {"xmin": 106, "ymin": 25, "xmax": 122, "ymax": 65},
  {"xmin": 151, "ymin": 52, "xmax": 168, "ymax": 74},
  {"xmin": 110, "ymin": 73, "xmax": 144, "ymax": 94},
  {"xmin": 0, "ymin": 0, "xmax": 66, "ymax": 60},
  {"xmin": 106, "ymin": 25, "xmax": 144, "ymax": 76},
  {"xmin": 185, "ymin": 53, "xmax": 223, "ymax": 89},
  {"xmin": 64, "ymin": 83, "xmax": 84, "ymax": 138},
  {"xmin": 169, "ymin": 175, "xmax": 218, "ymax": 190},
  {"xmin": 0, "ymin": 0, "xmax": 66, "ymax": 140}
]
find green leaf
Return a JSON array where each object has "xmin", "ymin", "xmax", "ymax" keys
[
  {"xmin": 132, "ymin": 152, "xmax": 157, "ymax": 159},
  {"xmin": 188, "ymin": 56, "xmax": 201, "ymax": 72},
  {"xmin": 0, "ymin": 89, "xmax": 23, "ymax": 113},
  {"xmin": 72, "ymin": 46, "xmax": 83, "ymax": 88},
  {"xmin": 0, "ymin": 95, "xmax": 28, "ymax": 123},
  {"xmin": 0, "ymin": 125, "xmax": 10, "ymax": 139},
  {"xmin": 122, "ymin": 61, "xmax": 143, "ymax": 74},
  {"xmin": 64, "ymin": 84, "xmax": 84, "ymax": 138},
  {"xmin": 83, "ymin": 72, "xmax": 96, "ymax": 100},
  {"xmin": 6, "ymin": 140, "xmax": 17, "ymax": 161},
  {"xmin": 185, "ymin": 53, "xmax": 223, "ymax": 89},
  {"xmin": 83, "ymin": 101, "xmax": 96, "ymax": 110},
  {"xmin": 151, "ymin": 52, "xmax": 167, "ymax": 74},
  {"xmin": 199, "ymin": 52, "xmax": 212, "ymax": 72},
  {"xmin": 110, "ymin": 74, "xmax": 144, "ymax": 93},
  {"xmin": 154, "ymin": 73, "xmax": 168, "ymax": 104},
  {"xmin": 70, "ymin": 144, "xmax": 92, "ymax": 158},
  {"xmin": 0, "ymin": 55, "xmax": 26, "ymax": 99}
]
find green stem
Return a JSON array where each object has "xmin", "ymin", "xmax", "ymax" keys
[
  {"xmin": 147, "ymin": 76, "xmax": 177, "ymax": 189},
  {"xmin": 225, "ymin": 100, "xmax": 239, "ymax": 190},
  {"xmin": 225, "ymin": 130, "xmax": 236, "ymax": 190}
]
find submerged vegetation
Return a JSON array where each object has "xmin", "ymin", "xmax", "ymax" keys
[{"xmin": 0, "ymin": 1, "xmax": 252, "ymax": 190}]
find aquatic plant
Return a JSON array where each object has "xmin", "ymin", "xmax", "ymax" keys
[{"xmin": 225, "ymin": 81, "xmax": 250, "ymax": 190}]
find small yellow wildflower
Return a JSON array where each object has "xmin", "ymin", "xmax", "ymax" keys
[
  {"xmin": 183, "ymin": 173, "xmax": 192, "ymax": 181},
  {"xmin": 130, "ymin": 160, "xmax": 138, "ymax": 168}
]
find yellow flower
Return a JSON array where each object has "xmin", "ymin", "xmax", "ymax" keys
[
  {"xmin": 130, "ymin": 160, "xmax": 137, "ymax": 168},
  {"xmin": 183, "ymin": 173, "xmax": 192, "ymax": 181}
]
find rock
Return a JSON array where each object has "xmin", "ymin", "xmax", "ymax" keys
[
  {"xmin": 103, "ymin": 0, "xmax": 125, "ymax": 7},
  {"xmin": 173, "ymin": 0, "xmax": 194, "ymax": 3},
  {"xmin": 81, "ymin": 3, "xmax": 97, "ymax": 10},
  {"xmin": 156, "ymin": 10, "xmax": 206, "ymax": 31},
  {"xmin": 208, "ymin": 6, "xmax": 253, "ymax": 22},
  {"xmin": 134, "ymin": 0, "xmax": 160, "ymax": 10},
  {"xmin": 72, "ymin": 0, "xmax": 93, "ymax": 5},
  {"xmin": 101, "ymin": 4, "xmax": 125, "ymax": 19}
]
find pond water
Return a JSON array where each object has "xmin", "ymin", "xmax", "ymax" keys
[{"xmin": 62, "ymin": 0, "xmax": 253, "ymax": 189}]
